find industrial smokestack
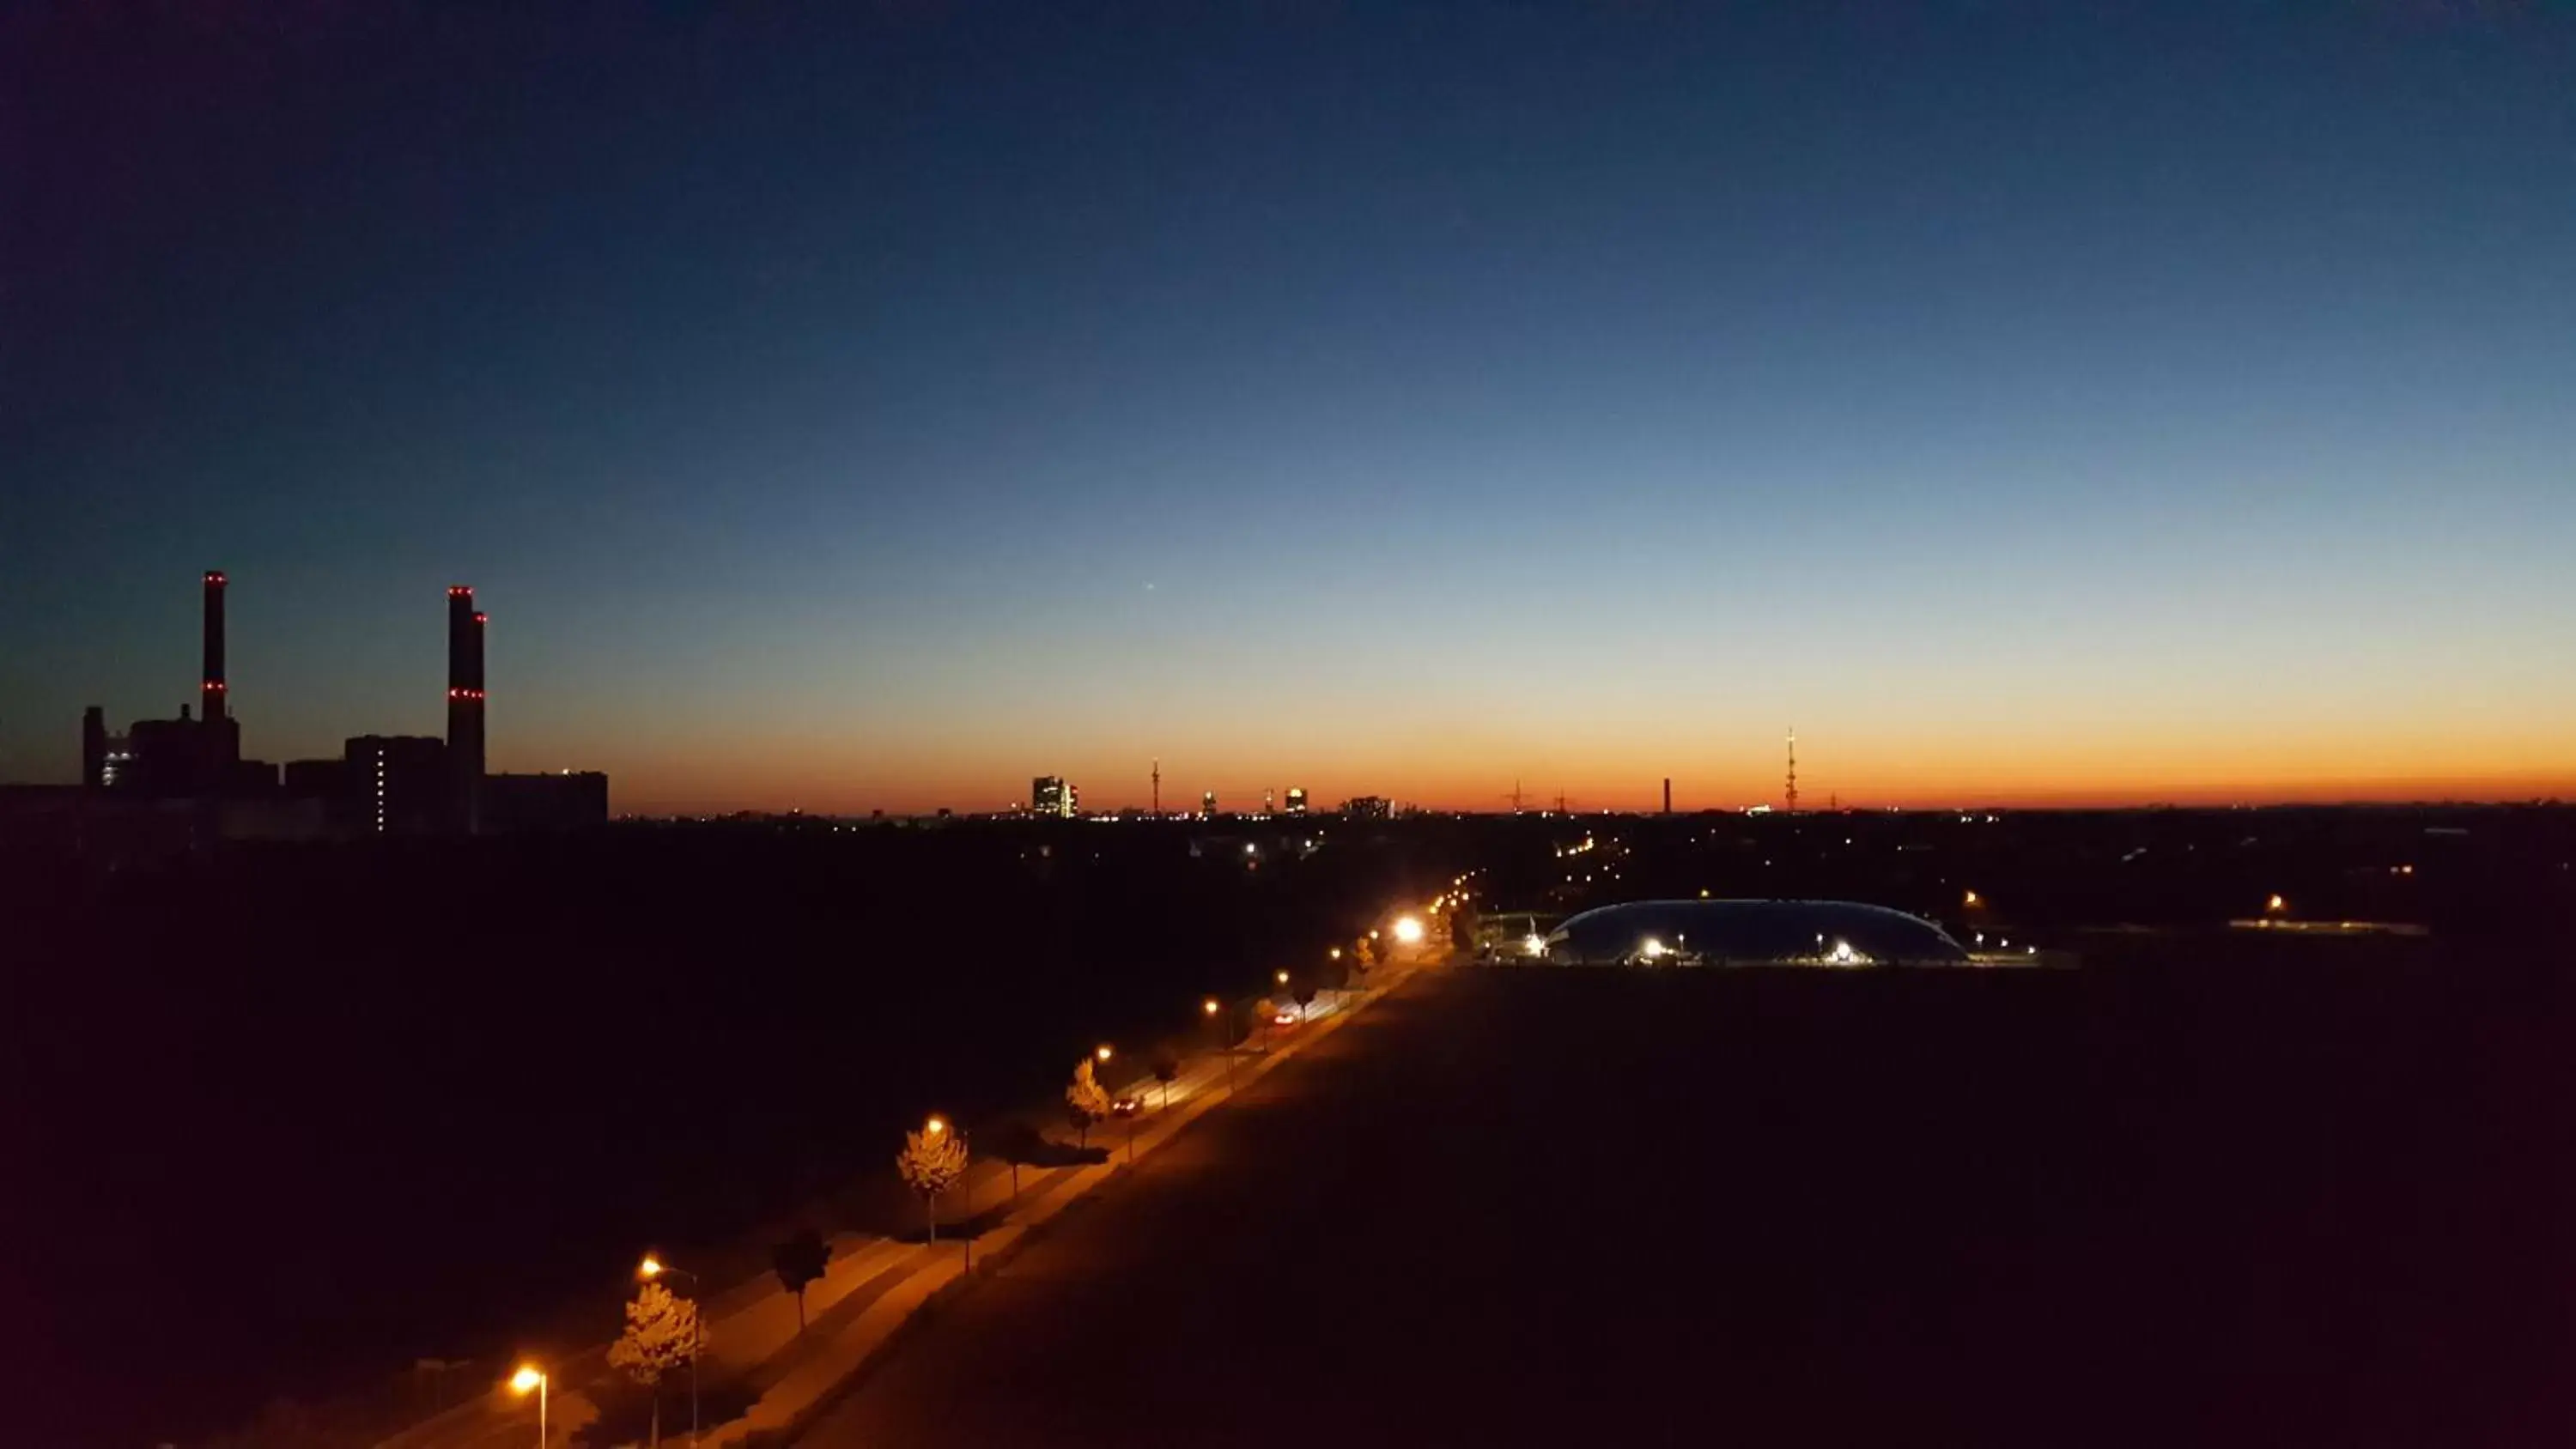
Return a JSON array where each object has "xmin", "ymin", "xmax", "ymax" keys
[
  {"xmin": 1662, "ymin": 777, "xmax": 1671, "ymax": 815},
  {"xmin": 201, "ymin": 571, "xmax": 228, "ymax": 720},
  {"xmin": 447, "ymin": 586, "xmax": 486, "ymax": 831},
  {"xmin": 82, "ymin": 706, "xmax": 106, "ymax": 788}
]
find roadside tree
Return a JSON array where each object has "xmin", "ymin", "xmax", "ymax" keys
[
  {"xmin": 771, "ymin": 1228, "xmax": 829, "ymax": 1331},
  {"xmin": 607, "ymin": 1279, "xmax": 703, "ymax": 1448},
  {"xmin": 1066, "ymin": 1058, "xmax": 1112, "ymax": 1148},
  {"xmin": 896, "ymin": 1119, "xmax": 970, "ymax": 1241}
]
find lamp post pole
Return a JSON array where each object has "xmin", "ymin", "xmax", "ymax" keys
[
  {"xmin": 510, "ymin": 1367, "xmax": 549, "ymax": 1449},
  {"xmin": 640, "ymin": 1258, "xmax": 702, "ymax": 1446},
  {"xmin": 1204, "ymin": 999, "xmax": 1232, "ymax": 1094}
]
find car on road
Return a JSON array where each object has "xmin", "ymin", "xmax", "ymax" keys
[{"xmin": 1110, "ymin": 1094, "xmax": 1144, "ymax": 1118}]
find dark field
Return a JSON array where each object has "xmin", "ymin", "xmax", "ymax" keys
[
  {"xmin": 807, "ymin": 955, "xmax": 2576, "ymax": 1448},
  {"xmin": 2, "ymin": 823, "xmax": 1431, "ymax": 1448}
]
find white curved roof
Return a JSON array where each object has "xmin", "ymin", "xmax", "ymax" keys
[{"xmin": 1545, "ymin": 900, "xmax": 1967, "ymax": 965}]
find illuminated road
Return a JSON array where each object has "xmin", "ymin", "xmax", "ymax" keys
[
  {"xmin": 379, "ymin": 985, "xmax": 1373, "ymax": 1449},
  {"xmin": 798, "ymin": 963, "xmax": 2573, "ymax": 1447}
]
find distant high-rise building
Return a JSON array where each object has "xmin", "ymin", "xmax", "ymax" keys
[
  {"xmin": 1262, "ymin": 788, "xmax": 1275, "ymax": 815},
  {"xmin": 1033, "ymin": 776, "xmax": 1075, "ymax": 818},
  {"xmin": 1342, "ymin": 796, "xmax": 1391, "ymax": 820},
  {"xmin": 1200, "ymin": 789, "xmax": 1218, "ymax": 817},
  {"xmin": 1284, "ymin": 787, "xmax": 1308, "ymax": 815},
  {"xmin": 347, "ymin": 736, "xmax": 448, "ymax": 836}
]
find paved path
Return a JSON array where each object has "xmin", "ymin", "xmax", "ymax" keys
[{"xmin": 372, "ymin": 978, "xmax": 1397, "ymax": 1449}]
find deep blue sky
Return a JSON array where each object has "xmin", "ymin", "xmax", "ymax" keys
[{"xmin": 6, "ymin": 2, "xmax": 2573, "ymax": 811}]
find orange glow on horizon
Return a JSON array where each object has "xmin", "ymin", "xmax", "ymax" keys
[{"xmin": 507, "ymin": 710, "xmax": 2576, "ymax": 817}]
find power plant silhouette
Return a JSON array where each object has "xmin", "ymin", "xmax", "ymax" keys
[{"xmin": 79, "ymin": 572, "xmax": 604, "ymax": 838}]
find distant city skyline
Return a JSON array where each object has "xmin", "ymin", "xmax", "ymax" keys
[{"xmin": 7, "ymin": 4, "xmax": 2573, "ymax": 814}]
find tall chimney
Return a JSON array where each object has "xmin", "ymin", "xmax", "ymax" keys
[
  {"xmin": 447, "ymin": 586, "xmax": 486, "ymax": 831},
  {"xmin": 82, "ymin": 706, "xmax": 106, "ymax": 788},
  {"xmin": 201, "ymin": 571, "xmax": 228, "ymax": 720},
  {"xmin": 1662, "ymin": 777, "xmax": 1672, "ymax": 815}
]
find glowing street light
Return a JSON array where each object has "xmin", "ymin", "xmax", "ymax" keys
[
  {"xmin": 1392, "ymin": 915, "xmax": 1425, "ymax": 944},
  {"xmin": 1276, "ymin": 969, "xmax": 1291, "ymax": 985},
  {"xmin": 1638, "ymin": 937, "xmax": 1666, "ymax": 961},
  {"xmin": 1202, "ymin": 998, "xmax": 1233, "ymax": 1093},
  {"xmin": 509, "ymin": 1365, "xmax": 549, "ymax": 1447},
  {"xmin": 2266, "ymin": 894, "xmax": 2287, "ymax": 913},
  {"xmin": 1095, "ymin": 1044, "xmax": 1114, "ymax": 1064},
  {"xmin": 1963, "ymin": 889, "xmax": 1981, "ymax": 906},
  {"xmin": 636, "ymin": 1256, "xmax": 704, "ymax": 1445},
  {"xmin": 1327, "ymin": 947, "xmax": 1341, "ymax": 960},
  {"xmin": 925, "ymin": 1114, "xmax": 948, "ymax": 1136}
]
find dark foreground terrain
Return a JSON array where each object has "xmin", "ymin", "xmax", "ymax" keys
[{"xmin": 807, "ymin": 955, "xmax": 2576, "ymax": 1447}]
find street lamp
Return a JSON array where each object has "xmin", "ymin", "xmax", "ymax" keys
[
  {"xmin": 916, "ymin": 1115, "xmax": 974, "ymax": 1269},
  {"xmin": 1276, "ymin": 969, "xmax": 1290, "ymax": 985},
  {"xmin": 637, "ymin": 1256, "xmax": 703, "ymax": 1446},
  {"xmin": 1392, "ymin": 915, "xmax": 1424, "ymax": 944},
  {"xmin": 1095, "ymin": 1044, "xmax": 1113, "ymax": 1064},
  {"xmin": 509, "ymin": 1365, "xmax": 548, "ymax": 1448},
  {"xmin": 1203, "ymin": 997, "xmax": 1233, "ymax": 1094}
]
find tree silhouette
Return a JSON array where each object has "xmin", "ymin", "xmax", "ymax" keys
[
  {"xmin": 1151, "ymin": 1054, "xmax": 1180, "ymax": 1109},
  {"xmin": 1450, "ymin": 904, "xmax": 1479, "ymax": 952},
  {"xmin": 986, "ymin": 1119, "xmax": 1043, "ymax": 1199},
  {"xmin": 771, "ymin": 1228, "xmax": 829, "ymax": 1331},
  {"xmin": 1293, "ymin": 982, "xmax": 1318, "ymax": 1020}
]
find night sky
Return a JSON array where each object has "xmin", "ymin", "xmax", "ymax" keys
[{"xmin": 6, "ymin": 2, "xmax": 2572, "ymax": 814}]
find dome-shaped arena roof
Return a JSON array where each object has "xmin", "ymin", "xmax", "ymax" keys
[{"xmin": 1541, "ymin": 900, "xmax": 1967, "ymax": 966}]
